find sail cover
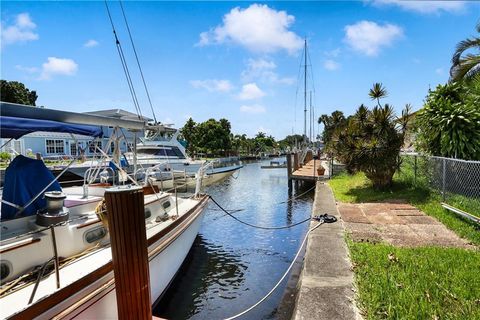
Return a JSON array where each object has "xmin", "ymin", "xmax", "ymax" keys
[
  {"xmin": 0, "ymin": 116, "xmax": 103, "ymax": 139},
  {"xmin": 1, "ymin": 155, "xmax": 62, "ymax": 220}
]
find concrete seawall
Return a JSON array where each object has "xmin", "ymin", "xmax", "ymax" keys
[{"xmin": 292, "ymin": 182, "xmax": 361, "ymax": 320}]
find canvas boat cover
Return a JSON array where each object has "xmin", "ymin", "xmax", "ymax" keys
[{"xmin": 1, "ymin": 155, "xmax": 62, "ymax": 220}]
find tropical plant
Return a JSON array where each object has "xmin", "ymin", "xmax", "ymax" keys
[
  {"xmin": 450, "ymin": 22, "xmax": 480, "ymax": 82},
  {"xmin": 415, "ymin": 81, "xmax": 480, "ymax": 160},
  {"xmin": 333, "ymin": 84, "xmax": 411, "ymax": 189},
  {"xmin": 318, "ymin": 110, "xmax": 347, "ymax": 155},
  {"xmin": 368, "ymin": 82, "xmax": 388, "ymax": 107},
  {"xmin": 0, "ymin": 152, "xmax": 11, "ymax": 163}
]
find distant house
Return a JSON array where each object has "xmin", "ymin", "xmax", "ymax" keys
[{"xmin": 0, "ymin": 108, "xmax": 152, "ymax": 158}]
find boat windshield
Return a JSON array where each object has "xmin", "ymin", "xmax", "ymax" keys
[{"xmin": 137, "ymin": 147, "xmax": 185, "ymax": 159}]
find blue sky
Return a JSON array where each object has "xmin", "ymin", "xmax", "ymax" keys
[{"xmin": 1, "ymin": 1, "xmax": 479, "ymax": 139}]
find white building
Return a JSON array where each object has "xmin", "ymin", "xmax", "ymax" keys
[{"xmin": 0, "ymin": 109, "xmax": 152, "ymax": 158}]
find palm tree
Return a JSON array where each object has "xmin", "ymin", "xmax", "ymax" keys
[
  {"xmin": 368, "ymin": 83, "xmax": 388, "ymax": 107},
  {"xmin": 450, "ymin": 22, "xmax": 480, "ymax": 82}
]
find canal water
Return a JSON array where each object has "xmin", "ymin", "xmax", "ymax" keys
[{"xmin": 154, "ymin": 159, "xmax": 315, "ymax": 320}]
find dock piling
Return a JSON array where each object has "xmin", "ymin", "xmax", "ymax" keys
[
  {"xmin": 104, "ymin": 186, "xmax": 152, "ymax": 320},
  {"xmin": 287, "ymin": 153, "xmax": 293, "ymax": 189}
]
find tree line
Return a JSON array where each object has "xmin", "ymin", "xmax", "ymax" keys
[{"xmin": 180, "ymin": 117, "xmax": 305, "ymax": 157}]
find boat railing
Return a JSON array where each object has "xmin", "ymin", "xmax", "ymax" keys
[
  {"xmin": 83, "ymin": 167, "xmax": 115, "ymax": 198},
  {"xmin": 194, "ymin": 159, "xmax": 219, "ymax": 197}
]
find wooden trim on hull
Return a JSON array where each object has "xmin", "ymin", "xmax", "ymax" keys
[{"xmin": 8, "ymin": 195, "xmax": 210, "ymax": 320}]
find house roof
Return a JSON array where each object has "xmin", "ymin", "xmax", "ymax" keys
[{"xmin": 84, "ymin": 109, "xmax": 153, "ymax": 122}]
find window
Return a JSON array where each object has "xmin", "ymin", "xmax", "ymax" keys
[
  {"xmin": 88, "ymin": 141, "xmax": 102, "ymax": 153},
  {"xmin": 46, "ymin": 139, "xmax": 64, "ymax": 154},
  {"xmin": 84, "ymin": 226, "xmax": 107, "ymax": 244},
  {"xmin": 110, "ymin": 142, "xmax": 115, "ymax": 153},
  {"xmin": 138, "ymin": 147, "xmax": 185, "ymax": 159},
  {"xmin": 70, "ymin": 142, "xmax": 78, "ymax": 156}
]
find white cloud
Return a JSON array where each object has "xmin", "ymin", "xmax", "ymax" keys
[
  {"xmin": 324, "ymin": 48, "xmax": 341, "ymax": 58},
  {"xmin": 344, "ymin": 20, "xmax": 403, "ymax": 56},
  {"xmin": 39, "ymin": 57, "xmax": 78, "ymax": 80},
  {"xmin": 435, "ymin": 68, "xmax": 444, "ymax": 75},
  {"xmin": 1, "ymin": 13, "xmax": 38, "ymax": 48},
  {"xmin": 238, "ymin": 83, "xmax": 266, "ymax": 100},
  {"xmin": 257, "ymin": 126, "xmax": 269, "ymax": 134},
  {"xmin": 163, "ymin": 117, "xmax": 174, "ymax": 125},
  {"xmin": 241, "ymin": 58, "xmax": 295, "ymax": 85},
  {"xmin": 240, "ymin": 104, "xmax": 266, "ymax": 114},
  {"xmin": 15, "ymin": 64, "xmax": 39, "ymax": 73},
  {"xmin": 368, "ymin": 0, "xmax": 466, "ymax": 14},
  {"xmin": 84, "ymin": 39, "xmax": 99, "ymax": 48},
  {"xmin": 197, "ymin": 4, "xmax": 302, "ymax": 54},
  {"xmin": 190, "ymin": 79, "xmax": 233, "ymax": 92},
  {"xmin": 324, "ymin": 59, "xmax": 340, "ymax": 71}
]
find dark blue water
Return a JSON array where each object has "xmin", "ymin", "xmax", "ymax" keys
[{"xmin": 154, "ymin": 159, "xmax": 314, "ymax": 319}]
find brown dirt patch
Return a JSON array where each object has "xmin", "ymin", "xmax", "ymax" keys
[{"xmin": 338, "ymin": 202, "xmax": 472, "ymax": 248}]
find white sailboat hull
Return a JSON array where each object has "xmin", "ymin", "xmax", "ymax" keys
[
  {"xmin": 0, "ymin": 195, "xmax": 209, "ymax": 319},
  {"xmin": 71, "ymin": 208, "xmax": 205, "ymax": 319}
]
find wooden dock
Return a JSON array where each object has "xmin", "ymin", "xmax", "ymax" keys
[
  {"xmin": 286, "ymin": 151, "xmax": 329, "ymax": 189},
  {"xmin": 291, "ymin": 159, "xmax": 326, "ymax": 181}
]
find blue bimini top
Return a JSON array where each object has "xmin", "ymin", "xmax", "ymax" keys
[{"xmin": 0, "ymin": 116, "xmax": 103, "ymax": 139}]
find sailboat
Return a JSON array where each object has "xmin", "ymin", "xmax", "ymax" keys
[{"xmin": 0, "ymin": 102, "xmax": 210, "ymax": 318}]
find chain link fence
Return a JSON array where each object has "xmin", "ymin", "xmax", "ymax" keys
[{"xmin": 400, "ymin": 153, "xmax": 480, "ymax": 217}]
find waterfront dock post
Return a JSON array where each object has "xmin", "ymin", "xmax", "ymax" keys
[
  {"xmin": 287, "ymin": 153, "xmax": 293, "ymax": 189},
  {"xmin": 104, "ymin": 186, "xmax": 152, "ymax": 320}
]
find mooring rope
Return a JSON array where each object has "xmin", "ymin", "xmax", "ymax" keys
[
  {"xmin": 278, "ymin": 184, "xmax": 316, "ymax": 204},
  {"xmin": 209, "ymin": 197, "xmax": 311, "ymax": 230},
  {"xmin": 224, "ymin": 217, "xmax": 328, "ymax": 320}
]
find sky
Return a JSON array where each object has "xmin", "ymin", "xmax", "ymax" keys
[{"xmin": 1, "ymin": 1, "xmax": 479, "ymax": 139}]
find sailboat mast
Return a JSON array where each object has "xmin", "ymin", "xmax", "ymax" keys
[
  {"xmin": 304, "ymin": 39, "xmax": 307, "ymax": 142},
  {"xmin": 309, "ymin": 91, "xmax": 312, "ymax": 143}
]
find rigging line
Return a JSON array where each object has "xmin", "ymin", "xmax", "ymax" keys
[
  {"xmin": 209, "ymin": 196, "xmax": 311, "ymax": 230},
  {"xmin": 224, "ymin": 219, "xmax": 325, "ymax": 320},
  {"xmin": 104, "ymin": 0, "xmax": 143, "ymax": 120},
  {"xmin": 117, "ymin": 39, "xmax": 143, "ymax": 119},
  {"xmin": 293, "ymin": 43, "xmax": 306, "ymax": 135},
  {"xmin": 306, "ymin": 46, "xmax": 316, "ymax": 94},
  {"xmin": 119, "ymin": 0, "xmax": 158, "ymax": 123}
]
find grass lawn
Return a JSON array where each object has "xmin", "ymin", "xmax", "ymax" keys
[
  {"xmin": 328, "ymin": 171, "xmax": 480, "ymax": 319},
  {"xmin": 329, "ymin": 172, "xmax": 480, "ymax": 246},
  {"xmin": 350, "ymin": 242, "xmax": 480, "ymax": 320}
]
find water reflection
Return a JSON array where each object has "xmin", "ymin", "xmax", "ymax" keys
[
  {"xmin": 155, "ymin": 235, "xmax": 248, "ymax": 319},
  {"xmin": 155, "ymin": 159, "xmax": 314, "ymax": 320}
]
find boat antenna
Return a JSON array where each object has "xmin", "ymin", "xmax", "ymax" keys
[
  {"xmin": 119, "ymin": 0, "xmax": 158, "ymax": 124},
  {"xmin": 104, "ymin": 0, "xmax": 143, "ymax": 120}
]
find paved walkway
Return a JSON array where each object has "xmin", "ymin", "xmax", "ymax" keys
[
  {"xmin": 293, "ymin": 182, "xmax": 361, "ymax": 320},
  {"xmin": 338, "ymin": 202, "xmax": 472, "ymax": 248}
]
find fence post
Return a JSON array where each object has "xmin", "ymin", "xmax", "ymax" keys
[
  {"xmin": 414, "ymin": 155, "xmax": 417, "ymax": 185},
  {"xmin": 442, "ymin": 157, "xmax": 446, "ymax": 201}
]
